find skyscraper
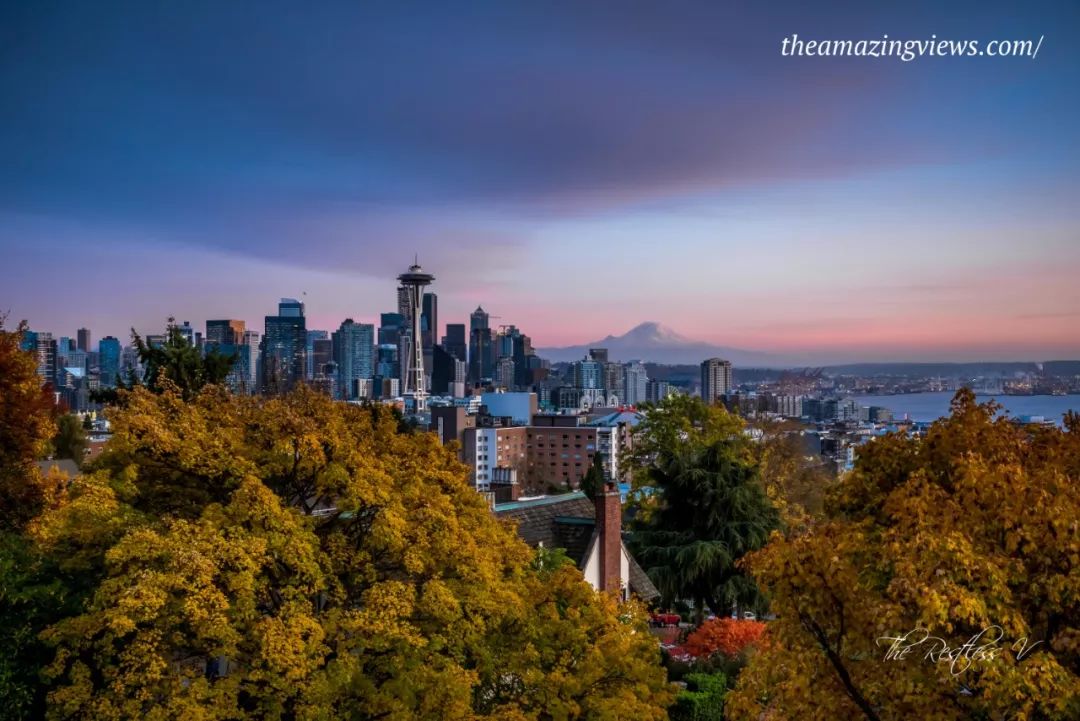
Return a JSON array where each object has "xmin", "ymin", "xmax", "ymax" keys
[
  {"xmin": 98, "ymin": 336, "xmax": 121, "ymax": 388},
  {"xmin": 261, "ymin": 298, "xmax": 307, "ymax": 394},
  {"xmin": 204, "ymin": 321, "xmax": 252, "ymax": 394},
  {"xmin": 397, "ymin": 260, "xmax": 435, "ymax": 411},
  {"xmin": 378, "ymin": 312, "xmax": 405, "ymax": 346},
  {"xmin": 332, "ymin": 319, "xmax": 375, "ymax": 400},
  {"xmin": 469, "ymin": 306, "xmax": 493, "ymax": 383},
  {"xmin": 206, "ymin": 319, "xmax": 245, "ymax": 346},
  {"xmin": 77, "ymin": 327, "xmax": 91, "ymax": 353},
  {"xmin": 700, "ymin": 358, "xmax": 733, "ymax": 403},
  {"xmin": 397, "ymin": 286, "xmax": 413, "ymax": 326},
  {"xmin": 421, "ymin": 292, "xmax": 438, "ymax": 351},
  {"xmin": 30, "ymin": 332, "xmax": 57, "ymax": 385},
  {"xmin": 442, "ymin": 323, "xmax": 466, "ymax": 362},
  {"xmin": 311, "ymin": 338, "xmax": 333, "ymax": 376},
  {"xmin": 243, "ymin": 330, "xmax": 260, "ymax": 391},
  {"xmin": 306, "ymin": 329, "xmax": 329, "ymax": 380}
]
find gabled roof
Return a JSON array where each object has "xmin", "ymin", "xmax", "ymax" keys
[{"xmin": 494, "ymin": 492, "xmax": 660, "ymax": 602}]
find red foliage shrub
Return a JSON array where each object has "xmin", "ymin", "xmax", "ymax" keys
[{"xmin": 683, "ymin": 618, "xmax": 766, "ymax": 660}]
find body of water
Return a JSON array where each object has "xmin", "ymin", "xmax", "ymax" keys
[{"xmin": 851, "ymin": 392, "xmax": 1080, "ymax": 425}]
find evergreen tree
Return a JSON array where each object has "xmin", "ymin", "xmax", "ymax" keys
[
  {"xmin": 580, "ymin": 450, "xmax": 606, "ymax": 500},
  {"xmin": 52, "ymin": 415, "xmax": 87, "ymax": 465},
  {"xmin": 91, "ymin": 318, "xmax": 236, "ymax": 405},
  {"xmin": 630, "ymin": 395, "xmax": 780, "ymax": 621}
]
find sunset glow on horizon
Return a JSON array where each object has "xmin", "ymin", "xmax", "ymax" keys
[{"xmin": 2, "ymin": 1, "xmax": 1078, "ymax": 364}]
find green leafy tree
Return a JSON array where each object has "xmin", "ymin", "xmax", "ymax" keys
[
  {"xmin": 51, "ymin": 415, "xmax": 87, "ymax": 465},
  {"xmin": 630, "ymin": 395, "xmax": 780, "ymax": 621}
]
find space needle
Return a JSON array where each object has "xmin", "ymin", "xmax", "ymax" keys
[{"xmin": 397, "ymin": 258, "xmax": 435, "ymax": 412}]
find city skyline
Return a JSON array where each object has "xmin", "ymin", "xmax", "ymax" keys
[{"xmin": 3, "ymin": 2, "xmax": 1079, "ymax": 363}]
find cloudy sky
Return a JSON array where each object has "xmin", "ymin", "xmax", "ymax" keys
[{"xmin": 2, "ymin": 1, "xmax": 1078, "ymax": 362}]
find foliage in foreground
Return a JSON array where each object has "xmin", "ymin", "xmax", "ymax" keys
[
  {"xmin": 2, "ymin": 382, "xmax": 672, "ymax": 720},
  {"xmin": 726, "ymin": 390, "xmax": 1080, "ymax": 721},
  {"xmin": 629, "ymin": 395, "xmax": 780, "ymax": 619},
  {"xmin": 683, "ymin": 618, "xmax": 767, "ymax": 662},
  {"xmin": 0, "ymin": 317, "xmax": 57, "ymax": 533},
  {"xmin": 669, "ymin": 671, "xmax": 726, "ymax": 721}
]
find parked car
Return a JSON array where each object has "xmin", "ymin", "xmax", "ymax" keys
[{"xmin": 650, "ymin": 612, "xmax": 681, "ymax": 627}]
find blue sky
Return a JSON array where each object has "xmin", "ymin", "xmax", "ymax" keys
[{"xmin": 2, "ymin": 1, "xmax": 1078, "ymax": 362}]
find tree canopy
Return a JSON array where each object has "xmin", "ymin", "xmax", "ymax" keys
[
  {"xmin": 629, "ymin": 395, "xmax": 780, "ymax": 619},
  {"xmin": 726, "ymin": 389, "xmax": 1080, "ymax": 721},
  {"xmin": 7, "ymin": 383, "xmax": 671, "ymax": 720},
  {"xmin": 0, "ymin": 317, "xmax": 57, "ymax": 532}
]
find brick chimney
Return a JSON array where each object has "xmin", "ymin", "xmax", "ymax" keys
[{"xmin": 595, "ymin": 481, "xmax": 622, "ymax": 595}]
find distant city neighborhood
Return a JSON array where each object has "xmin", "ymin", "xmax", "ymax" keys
[{"xmin": 20, "ymin": 260, "xmax": 1080, "ymax": 492}]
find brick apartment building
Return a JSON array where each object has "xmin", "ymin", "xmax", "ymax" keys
[{"xmin": 445, "ymin": 410, "xmax": 635, "ymax": 495}]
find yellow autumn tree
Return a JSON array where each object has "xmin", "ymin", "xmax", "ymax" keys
[
  {"xmin": 726, "ymin": 389, "xmax": 1080, "ymax": 721},
  {"xmin": 0, "ymin": 316, "xmax": 58, "ymax": 531},
  {"xmin": 31, "ymin": 384, "xmax": 672, "ymax": 720}
]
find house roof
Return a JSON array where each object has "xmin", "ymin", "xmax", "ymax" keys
[{"xmin": 494, "ymin": 492, "xmax": 660, "ymax": 602}]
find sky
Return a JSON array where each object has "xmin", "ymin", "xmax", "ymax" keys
[{"xmin": 2, "ymin": 1, "xmax": 1079, "ymax": 363}]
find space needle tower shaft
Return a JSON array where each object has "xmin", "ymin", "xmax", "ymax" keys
[{"xmin": 396, "ymin": 259, "xmax": 434, "ymax": 412}]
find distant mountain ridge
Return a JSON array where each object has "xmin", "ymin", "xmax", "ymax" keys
[{"xmin": 537, "ymin": 322, "xmax": 783, "ymax": 366}]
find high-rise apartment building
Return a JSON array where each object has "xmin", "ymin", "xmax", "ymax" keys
[
  {"xmin": 603, "ymin": 363, "xmax": 624, "ymax": 402},
  {"xmin": 572, "ymin": 358, "xmax": 603, "ymax": 390},
  {"xmin": 496, "ymin": 357, "xmax": 516, "ymax": 388},
  {"xmin": 332, "ymin": 319, "xmax": 375, "ymax": 400},
  {"xmin": 645, "ymin": 378, "xmax": 674, "ymax": 404},
  {"xmin": 623, "ymin": 361, "xmax": 648, "ymax": 406},
  {"xmin": 261, "ymin": 298, "xmax": 307, "ymax": 394},
  {"xmin": 27, "ymin": 332, "xmax": 58, "ymax": 385},
  {"xmin": 700, "ymin": 357, "xmax": 733, "ymax": 403}
]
